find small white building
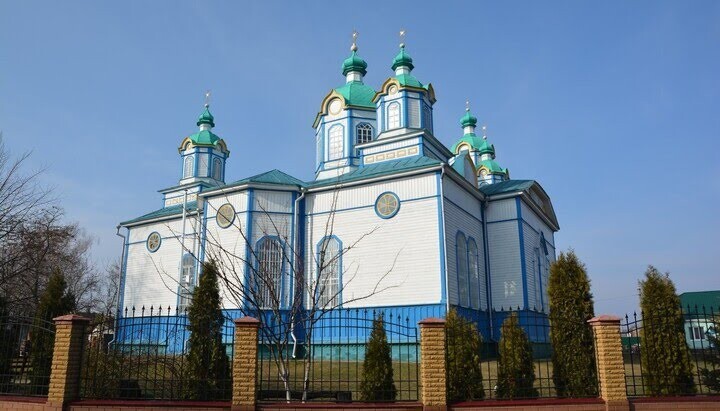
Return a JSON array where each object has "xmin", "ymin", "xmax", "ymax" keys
[{"xmin": 118, "ymin": 41, "xmax": 559, "ymax": 340}]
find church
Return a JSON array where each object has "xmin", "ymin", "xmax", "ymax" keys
[{"xmin": 118, "ymin": 38, "xmax": 559, "ymax": 341}]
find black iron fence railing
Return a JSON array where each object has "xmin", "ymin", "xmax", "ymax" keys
[
  {"xmin": 0, "ymin": 315, "xmax": 56, "ymax": 397},
  {"xmin": 256, "ymin": 308, "xmax": 420, "ymax": 403},
  {"xmin": 446, "ymin": 308, "xmax": 598, "ymax": 401},
  {"xmin": 79, "ymin": 306, "xmax": 235, "ymax": 401},
  {"xmin": 623, "ymin": 305, "xmax": 720, "ymax": 397}
]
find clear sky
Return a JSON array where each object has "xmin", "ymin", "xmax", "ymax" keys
[{"xmin": 1, "ymin": 1, "xmax": 718, "ymax": 316}]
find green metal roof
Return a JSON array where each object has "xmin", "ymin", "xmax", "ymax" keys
[
  {"xmin": 309, "ymin": 156, "xmax": 442, "ymax": 188},
  {"xmin": 479, "ymin": 180, "xmax": 535, "ymax": 196},
  {"xmin": 230, "ymin": 169, "xmax": 306, "ymax": 187},
  {"xmin": 478, "ymin": 159, "xmax": 506, "ymax": 174},
  {"xmin": 395, "ymin": 73, "xmax": 428, "ymax": 90},
  {"xmin": 451, "ymin": 133, "xmax": 495, "ymax": 154},
  {"xmin": 680, "ymin": 291, "xmax": 720, "ymax": 313},
  {"xmin": 196, "ymin": 107, "xmax": 215, "ymax": 127},
  {"xmin": 187, "ymin": 129, "xmax": 222, "ymax": 146},
  {"xmin": 121, "ymin": 201, "xmax": 198, "ymax": 226},
  {"xmin": 460, "ymin": 111, "xmax": 477, "ymax": 128},
  {"xmin": 391, "ymin": 46, "xmax": 414, "ymax": 71},
  {"xmin": 334, "ymin": 81, "xmax": 376, "ymax": 109},
  {"xmin": 342, "ymin": 51, "xmax": 368, "ymax": 76}
]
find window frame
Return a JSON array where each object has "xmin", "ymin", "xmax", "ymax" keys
[
  {"xmin": 183, "ymin": 155, "xmax": 194, "ymax": 178},
  {"xmin": 387, "ymin": 102, "xmax": 401, "ymax": 130},
  {"xmin": 254, "ymin": 236, "xmax": 285, "ymax": 309},
  {"xmin": 467, "ymin": 238, "xmax": 480, "ymax": 310},
  {"xmin": 316, "ymin": 236, "xmax": 342, "ymax": 308},
  {"xmin": 356, "ymin": 123, "xmax": 373, "ymax": 145},
  {"xmin": 178, "ymin": 253, "xmax": 196, "ymax": 312},
  {"xmin": 212, "ymin": 157, "xmax": 223, "ymax": 180},
  {"xmin": 456, "ymin": 232, "xmax": 469, "ymax": 307},
  {"xmin": 328, "ymin": 124, "xmax": 344, "ymax": 161}
]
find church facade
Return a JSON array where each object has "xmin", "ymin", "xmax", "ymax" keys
[{"xmin": 118, "ymin": 41, "xmax": 559, "ymax": 340}]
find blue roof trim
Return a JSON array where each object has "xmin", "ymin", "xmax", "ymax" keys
[
  {"xmin": 121, "ymin": 201, "xmax": 198, "ymax": 226},
  {"xmin": 308, "ymin": 156, "xmax": 442, "ymax": 188}
]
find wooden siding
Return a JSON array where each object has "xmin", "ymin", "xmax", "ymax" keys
[{"xmin": 487, "ymin": 221, "xmax": 523, "ymax": 310}]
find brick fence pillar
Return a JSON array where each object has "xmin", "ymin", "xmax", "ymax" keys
[
  {"xmin": 419, "ymin": 318, "xmax": 447, "ymax": 411},
  {"xmin": 233, "ymin": 317, "xmax": 260, "ymax": 411},
  {"xmin": 588, "ymin": 315, "xmax": 629, "ymax": 411},
  {"xmin": 47, "ymin": 314, "xmax": 91, "ymax": 409}
]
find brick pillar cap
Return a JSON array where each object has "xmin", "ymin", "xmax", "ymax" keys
[
  {"xmin": 419, "ymin": 317, "xmax": 446, "ymax": 327},
  {"xmin": 234, "ymin": 316, "xmax": 261, "ymax": 327},
  {"xmin": 53, "ymin": 314, "xmax": 91, "ymax": 323},
  {"xmin": 587, "ymin": 315, "xmax": 621, "ymax": 324}
]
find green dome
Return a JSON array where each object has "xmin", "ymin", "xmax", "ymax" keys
[
  {"xmin": 196, "ymin": 106, "xmax": 215, "ymax": 127},
  {"xmin": 460, "ymin": 110, "xmax": 477, "ymax": 127},
  {"xmin": 342, "ymin": 51, "xmax": 368, "ymax": 76},
  {"xmin": 391, "ymin": 45, "xmax": 414, "ymax": 71},
  {"xmin": 478, "ymin": 159, "xmax": 507, "ymax": 174},
  {"xmin": 477, "ymin": 138, "xmax": 495, "ymax": 155}
]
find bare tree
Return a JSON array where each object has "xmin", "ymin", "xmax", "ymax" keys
[{"xmin": 149, "ymin": 187, "xmax": 403, "ymax": 401}]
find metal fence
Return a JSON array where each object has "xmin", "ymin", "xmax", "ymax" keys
[
  {"xmin": 256, "ymin": 308, "xmax": 420, "ymax": 403},
  {"xmin": 446, "ymin": 309, "xmax": 599, "ymax": 401},
  {"xmin": 79, "ymin": 306, "xmax": 235, "ymax": 401},
  {"xmin": 0, "ymin": 315, "xmax": 56, "ymax": 397},
  {"xmin": 622, "ymin": 306, "xmax": 720, "ymax": 397}
]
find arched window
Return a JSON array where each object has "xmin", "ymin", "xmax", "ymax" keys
[
  {"xmin": 212, "ymin": 157, "xmax": 223, "ymax": 180},
  {"xmin": 356, "ymin": 123, "xmax": 373, "ymax": 145},
  {"xmin": 328, "ymin": 125, "xmax": 344, "ymax": 160},
  {"xmin": 456, "ymin": 232, "xmax": 469, "ymax": 307},
  {"xmin": 178, "ymin": 253, "xmax": 196, "ymax": 311},
  {"xmin": 183, "ymin": 156, "xmax": 194, "ymax": 178},
  {"xmin": 387, "ymin": 102, "xmax": 400, "ymax": 130},
  {"xmin": 423, "ymin": 104, "xmax": 432, "ymax": 132},
  {"xmin": 317, "ymin": 237, "xmax": 341, "ymax": 307},
  {"xmin": 468, "ymin": 239, "xmax": 480, "ymax": 309},
  {"xmin": 256, "ymin": 237, "xmax": 284, "ymax": 308}
]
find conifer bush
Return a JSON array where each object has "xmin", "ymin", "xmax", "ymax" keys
[
  {"xmin": 31, "ymin": 271, "xmax": 76, "ymax": 395},
  {"xmin": 496, "ymin": 313, "xmax": 538, "ymax": 399},
  {"xmin": 547, "ymin": 251, "xmax": 598, "ymax": 397},
  {"xmin": 639, "ymin": 266, "xmax": 696, "ymax": 395},
  {"xmin": 700, "ymin": 319, "xmax": 720, "ymax": 392},
  {"xmin": 186, "ymin": 260, "xmax": 231, "ymax": 400},
  {"xmin": 360, "ymin": 313, "xmax": 397, "ymax": 401},
  {"xmin": 446, "ymin": 309, "xmax": 484, "ymax": 401}
]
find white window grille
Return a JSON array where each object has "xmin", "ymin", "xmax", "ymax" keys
[
  {"xmin": 388, "ymin": 102, "xmax": 400, "ymax": 130},
  {"xmin": 356, "ymin": 123, "xmax": 373, "ymax": 145},
  {"xmin": 212, "ymin": 157, "xmax": 223, "ymax": 180},
  {"xmin": 328, "ymin": 125, "xmax": 344, "ymax": 160},
  {"xmin": 456, "ymin": 232, "xmax": 469, "ymax": 307},
  {"xmin": 468, "ymin": 239, "xmax": 480, "ymax": 309},
  {"xmin": 691, "ymin": 326, "xmax": 705, "ymax": 340},
  {"xmin": 256, "ymin": 237, "xmax": 283, "ymax": 308},
  {"xmin": 178, "ymin": 253, "xmax": 196, "ymax": 312},
  {"xmin": 183, "ymin": 156, "xmax": 194, "ymax": 178},
  {"xmin": 317, "ymin": 237, "xmax": 341, "ymax": 307}
]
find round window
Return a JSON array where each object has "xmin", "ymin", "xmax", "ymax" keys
[
  {"xmin": 375, "ymin": 192, "xmax": 400, "ymax": 219},
  {"xmin": 147, "ymin": 232, "xmax": 161, "ymax": 253},
  {"xmin": 216, "ymin": 203, "xmax": 235, "ymax": 228},
  {"xmin": 328, "ymin": 98, "xmax": 342, "ymax": 115},
  {"xmin": 388, "ymin": 85, "xmax": 398, "ymax": 95}
]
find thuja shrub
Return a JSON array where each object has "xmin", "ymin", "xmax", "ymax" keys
[
  {"xmin": 446, "ymin": 309, "xmax": 484, "ymax": 401},
  {"xmin": 360, "ymin": 313, "xmax": 397, "ymax": 401},
  {"xmin": 496, "ymin": 313, "xmax": 538, "ymax": 399}
]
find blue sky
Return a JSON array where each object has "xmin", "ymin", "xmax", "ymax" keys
[{"xmin": 1, "ymin": 1, "xmax": 718, "ymax": 315}]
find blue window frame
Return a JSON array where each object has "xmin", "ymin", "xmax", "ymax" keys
[
  {"xmin": 178, "ymin": 253, "xmax": 196, "ymax": 312},
  {"xmin": 468, "ymin": 238, "xmax": 480, "ymax": 309},
  {"xmin": 456, "ymin": 232, "xmax": 469, "ymax": 307},
  {"xmin": 254, "ymin": 236, "xmax": 285, "ymax": 309}
]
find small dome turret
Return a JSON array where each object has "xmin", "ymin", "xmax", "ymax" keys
[
  {"xmin": 391, "ymin": 45, "xmax": 414, "ymax": 71},
  {"xmin": 342, "ymin": 50, "xmax": 368, "ymax": 76},
  {"xmin": 196, "ymin": 105, "xmax": 215, "ymax": 128}
]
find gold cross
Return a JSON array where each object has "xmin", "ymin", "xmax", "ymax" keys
[{"xmin": 204, "ymin": 90, "xmax": 211, "ymax": 108}]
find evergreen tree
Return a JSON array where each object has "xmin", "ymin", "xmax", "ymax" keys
[
  {"xmin": 360, "ymin": 313, "xmax": 397, "ymax": 401},
  {"xmin": 446, "ymin": 309, "xmax": 484, "ymax": 401},
  {"xmin": 700, "ymin": 318, "xmax": 720, "ymax": 391},
  {"xmin": 496, "ymin": 313, "xmax": 538, "ymax": 399},
  {"xmin": 639, "ymin": 266, "xmax": 696, "ymax": 395},
  {"xmin": 547, "ymin": 251, "xmax": 598, "ymax": 397},
  {"xmin": 186, "ymin": 260, "xmax": 231, "ymax": 400},
  {"xmin": 31, "ymin": 270, "xmax": 76, "ymax": 394}
]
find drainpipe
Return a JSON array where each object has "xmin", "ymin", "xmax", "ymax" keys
[
  {"xmin": 439, "ymin": 163, "xmax": 450, "ymax": 314},
  {"xmin": 112, "ymin": 225, "xmax": 126, "ymax": 349},
  {"xmin": 290, "ymin": 187, "xmax": 306, "ymax": 358},
  {"xmin": 481, "ymin": 200, "xmax": 494, "ymax": 340}
]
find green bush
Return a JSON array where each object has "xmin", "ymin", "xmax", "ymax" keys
[
  {"xmin": 185, "ymin": 260, "xmax": 231, "ymax": 400},
  {"xmin": 360, "ymin": 313, "xmax": 397, "ymax": 401},
  {"xmin": 446, "ymin": 309, "xmax": 484, "ymax": 401},
  {"xmin": 700, "ymin": 319, "xmax": 720, "ymax": 392},
  {"xmin": 496, "ymin": 313, "xmax": 538, "ymax": 399},
  {"xmin": 547, "ymin": 251, "xmax": 598, "ymax": 397},
  {"xmin": 639, "ymin": 266, "xmax": 695, "ymax": 396}
]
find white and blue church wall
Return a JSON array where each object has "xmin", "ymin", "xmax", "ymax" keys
[{"xmin": 303, "ymin": 172, "xmax": 445, "ymax": 335}]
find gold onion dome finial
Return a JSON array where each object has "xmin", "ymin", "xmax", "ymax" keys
[
  {"xmin": 197, "ymin": 90, "xmax": 215, "ymax": 127},
  {"xmin": 342, "ymin": 29, "xmax": 367, "ymax": 76},
  {"xmin": 392, "ymin": 29, "xmax": 414, "ymax": 71}
]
